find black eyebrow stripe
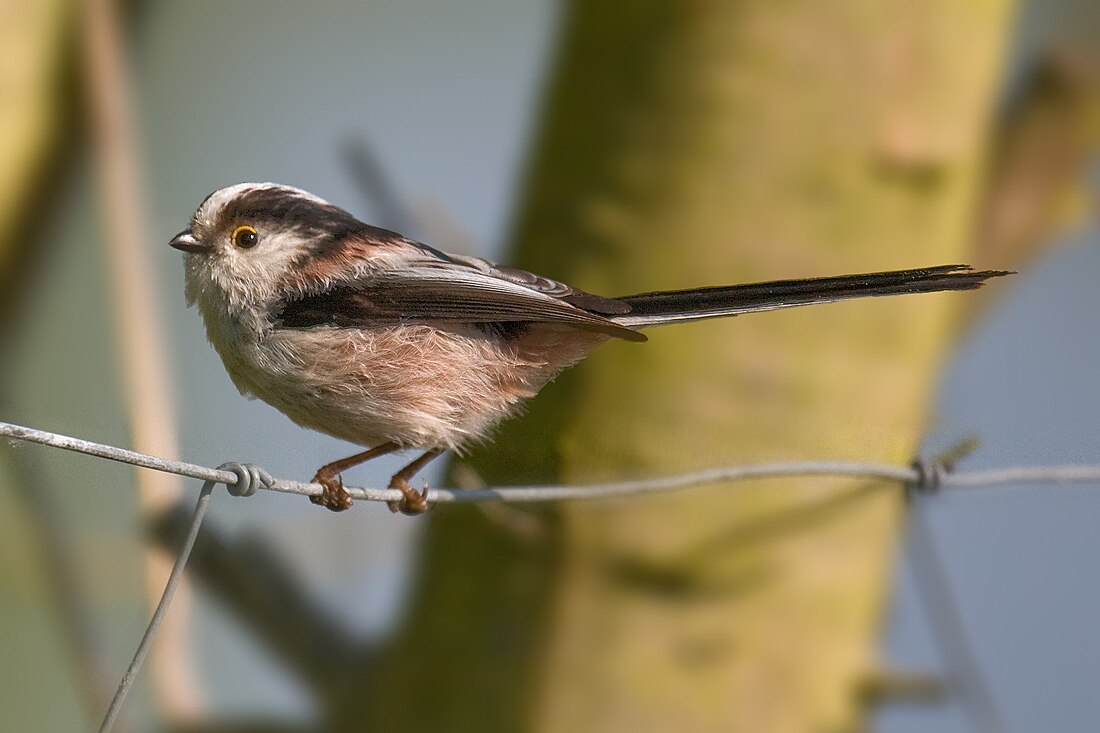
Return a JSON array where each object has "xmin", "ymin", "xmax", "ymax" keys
[{"xmin": 215, "ymin": 186, "xmax": 365, "ymax": 236}]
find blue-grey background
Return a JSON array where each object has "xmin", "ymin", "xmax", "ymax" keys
[{"xmin": 3, "ymin": 2, "xmax": 1096, "ymax": 730}]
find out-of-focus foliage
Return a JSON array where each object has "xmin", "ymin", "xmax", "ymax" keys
[{"xmin": 0, "ymin": 0, "xmax": 71, "ymax": 330}]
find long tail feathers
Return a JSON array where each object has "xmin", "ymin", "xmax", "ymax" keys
[{"xmin": 612, "ymin": 265, "xmax": 1012, "ymax": 329}]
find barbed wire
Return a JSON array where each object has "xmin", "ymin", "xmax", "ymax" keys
[
  {"xmin": 6, "ymin": 420, "xmax": 1100, "ymax": 507},
  {"xmin": 5, "ymin": 416, "xmax": 1099, "ymax": 733}
]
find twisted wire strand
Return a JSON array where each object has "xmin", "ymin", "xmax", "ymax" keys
[
  {"xmin": 8, "ymin": 417, "xmax": 1095, "ymax": 733},
  {"xmin": 6, "ymin": 420, "xmax": 1100, "ymax": 506}
]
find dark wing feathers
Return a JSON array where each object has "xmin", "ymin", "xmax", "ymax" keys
[
  {"xmin": 432, "ymin": 253, "xmax": 632, "ymax": 315},
  {"xmin": 273, "ymin": 226, "xmax": 1009, "ymax": 340},
  {"xmin": 274, "ymin": 235, "xmax": 646, "ymax": 341}
]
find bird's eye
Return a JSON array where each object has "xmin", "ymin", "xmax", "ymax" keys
[{"xmin": 232, "ymin": 225, "xmax": 259, "ymax": 249}]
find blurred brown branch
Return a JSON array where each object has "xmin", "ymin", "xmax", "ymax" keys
[
  {"xmin": 79, "ymin": 0, "xmax": 198, "ymax": 721},
  {"xmin": 976, "ymin": 46, "xmax": 1100, "ymax": 268}
]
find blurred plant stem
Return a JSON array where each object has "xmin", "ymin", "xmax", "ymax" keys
[
  {"xmin": 350, "ymin": 2, "xmax": 1017, "ymax": 732},
  {"xmin": 80, "ymin": 0, "xmax": 201, "ymax": 723},
  {"xmin": 0, "ymin": 0, "xmax": 108, "ymax": 728},
  {"xmin": 0, "ymin": 0, "xmax": 70, "ymax": 339}
]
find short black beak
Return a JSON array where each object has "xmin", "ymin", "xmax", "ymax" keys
[{"xmin": 169, "ymin": 230, "xmax": 210, "ymax": 253}]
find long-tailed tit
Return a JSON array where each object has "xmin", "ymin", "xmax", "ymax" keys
[{"xmin": 170, "ymin": 183, "xmax": 1009, "ymax": 514}]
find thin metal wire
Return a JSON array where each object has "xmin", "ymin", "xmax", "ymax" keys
[
  {"xmin": 907, "ymin": 497, "xmax": 1007, "ymax": 733},
  {"xmin": 8, "ymin": 416, "xmax": 1095, "ymax": 732},
  {"xmin": 97, "ymin": 479, "xmax": 215, "ymax": 733},
  {"xmin": 5, "ymin": 420, "xmax": 1100, "ymax": 506},
  {"xmin": 2, "ymin": 422, "xmax": 233, "ymax": 484}
]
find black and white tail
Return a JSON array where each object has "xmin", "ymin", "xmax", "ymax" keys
[{"xmin": 612, "ymin": 265, "xmax": 1011, "ymax": 329}]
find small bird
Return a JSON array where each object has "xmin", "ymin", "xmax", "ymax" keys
[{"xmin": 170, "ymin": 182, "xmax": 1009, "ymax": 514}]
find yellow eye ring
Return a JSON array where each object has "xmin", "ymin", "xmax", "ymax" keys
[{"xmin": 232, "ymin": 225, "xmax": 258, "ymax": 249}]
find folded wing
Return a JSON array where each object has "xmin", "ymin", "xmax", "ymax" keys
[{"xmin": 274, "ymin": 231, "xmax": 646, "ymax": 341}]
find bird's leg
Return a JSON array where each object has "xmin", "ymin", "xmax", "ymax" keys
[
  {"xmin": 387, "ymin": 448, "xmax": 446, "ymax": 515},
  {"xmin": 310, "ymin": 441, "xmax": 401, "ymax": 512}
]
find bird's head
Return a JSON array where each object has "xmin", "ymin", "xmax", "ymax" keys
[{"xmin": 170, "ymin": 182, "xmax": 367, "ymax": 311}]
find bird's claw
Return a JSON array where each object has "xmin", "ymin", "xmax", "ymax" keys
[
  {"xmin": 387, "ymin": 477, "xmax": 429, "ymax": 516},
  {"xmin": 310, "ymin": 471, "xmax": 353, "ymax": 512}
]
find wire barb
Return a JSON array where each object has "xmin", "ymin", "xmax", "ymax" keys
[
  {"xmin": 218, "ymin": 462, "xmax": 274, "ymax": 497},
  {"xmin": 908, "ymin": 459, "xmax": 947, "ymax": 498}
]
